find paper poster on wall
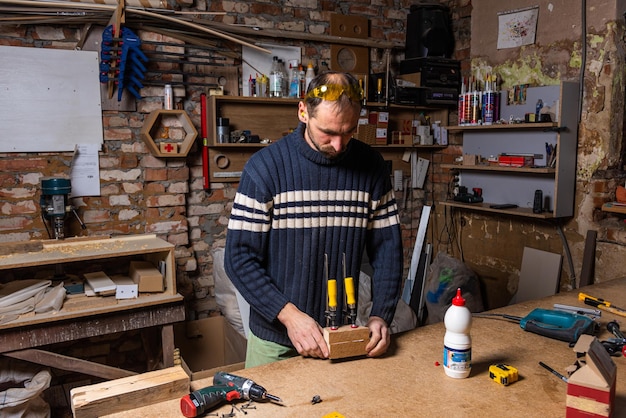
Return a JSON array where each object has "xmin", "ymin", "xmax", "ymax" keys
[
  {"xmin": 70, "ymin": 144, "xmax": 101, "ymax": 197},
  {"xmin": 241, "ymin": 43, "xmax": 302, "ymax": 97},
  {"xmin": 497, "ymin": 6, "xmax": 539, "ymax": 49}
]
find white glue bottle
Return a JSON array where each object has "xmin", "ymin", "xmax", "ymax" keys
[{"xmin": 443, "ymin": 288, "xmax": 472, "ymax": 378}]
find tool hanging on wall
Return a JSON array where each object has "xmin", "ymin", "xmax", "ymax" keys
[{"xmin": 100, "ymin": 25, "xmax": 148, "ymax": 100}]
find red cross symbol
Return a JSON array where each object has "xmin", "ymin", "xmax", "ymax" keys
[{"xmin": 164, "ymin": 143, "xmax": 175, "ymax": 152}]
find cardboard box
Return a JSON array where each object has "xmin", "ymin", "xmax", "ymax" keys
[
  {"xmin": 129, "ymin": 260, "xmax": 164, "ymax": 293},
  {"xmin": 566, "ymin": 335, "xmax": 616, "ymax": 417},
  {"xmin": 174, "ymin": 316, "xmax": 247, "ymax": 380},
  {"xmin": 368, "ymin": 111, "xmax": 389, "ymax": 127},
  {"xmin": 355, "ymin": 124, "xmax": 377, "ymax": 145}
]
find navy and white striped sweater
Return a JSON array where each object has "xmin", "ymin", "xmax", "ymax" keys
[{"xmin": 225, "ymin": 122, "xmax": 403, "ymax": 347}]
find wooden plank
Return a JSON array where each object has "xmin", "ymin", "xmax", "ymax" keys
[
  {"xmin": 162, "ymin": 324, "xmax": 175, "ymax": 368},
  {"xmin": 4, "ymin": 349, "xmax": 136, "ymax": 380},
  {"xmin": 323, "ymin": 325, "xmax": 370, "ymax": 359},
  {"xmin": 70, "ymin": 365, "xmax": 189, "ymax": 418},
  {"xmin": 0, "ymin": 302, "xmax": 185, "ymax": 352},
  {"xmin": 0, "ymin": 240, "xmax": 43, "ymax": 256},
  {"xmin": 0, "ymin": 293, "xmax": 182, "ymax": 331}
]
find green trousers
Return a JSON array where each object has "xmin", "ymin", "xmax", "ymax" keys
[{"xmin": 245, "ymin": 331, "xmax": 298, "ymax": 368}]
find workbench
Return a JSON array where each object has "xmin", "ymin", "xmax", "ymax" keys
[
  {"xmin": 0, "ymin": 235, "xmax": 185, "ymax": 379},
  {"xmin": 105, "ymin": 277, "xmax": 626, "ymax": 417}
]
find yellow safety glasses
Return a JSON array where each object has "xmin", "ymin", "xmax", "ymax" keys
[{"xmin": 306, "ymin": 84, "xmax": 364, "ymax": 103}]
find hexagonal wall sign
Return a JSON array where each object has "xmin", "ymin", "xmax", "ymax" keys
[{"xmin": 140, "ymin": 109, "xmax": 198, "ymax": 157}]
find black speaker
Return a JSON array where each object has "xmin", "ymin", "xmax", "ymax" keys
[{"xmin": 405, "ymin": 2, "xmax": 454, "ymax": 59}]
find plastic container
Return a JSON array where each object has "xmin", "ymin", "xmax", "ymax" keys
[{"xmin": 443, "ymin": 288, "xmax": 472, "ymax": 378}]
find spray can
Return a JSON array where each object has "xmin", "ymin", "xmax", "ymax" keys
[
  {"xmin": 164, "ymin": 84, "xmax": 174, "ymax": 110},
  {"xmin": 443, "ymin": 288, "xmax": 472, "ymax": 378},
  {"xmin": 217, "ymin": 117, "xmax": 230, "ymax": 144}
]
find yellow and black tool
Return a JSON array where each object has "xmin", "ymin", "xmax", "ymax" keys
[
  {"xmin": 489, "ymin": 363, "xmax": 519, "ymax": 386},
  {"xmin": 325, "ymin": 254, "xmax": 338, "ymax": 330},
  {"xmin": 579, "ymin": 292, "xmax": 626, "ymax": 318},
  {"xmin": 343, "ymin": 253, "xmax": 358, "ymax": 328}
]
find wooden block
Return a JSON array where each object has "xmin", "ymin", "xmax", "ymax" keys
[
  {"xmin": 70, "ymin": 365, "xmax": 189, "ymax": 418},
  {"xmin": 83, "ymin": 271, "xmax": 116, "ymax": 294},
  {"xmin": 323, "ymin": 325, "xmax": 370, "ymax": 360}
]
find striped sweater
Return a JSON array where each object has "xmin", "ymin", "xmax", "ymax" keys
[{"xmin": 224, "ymin": 122, "xmax": 402, "ymax": 347}]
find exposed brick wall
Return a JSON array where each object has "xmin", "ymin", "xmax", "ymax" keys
[
  {"xmin": 0, "ymin": 0, "xmax": 471, "ymax": 314},
  {"xmin": 0, "ymin": 1, "xmax": 468, "ymax": 414}
]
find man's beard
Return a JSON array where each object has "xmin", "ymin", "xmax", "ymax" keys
[{"xmin": 305, "ymin": 125, "xmax": 344, "ymax": 159}]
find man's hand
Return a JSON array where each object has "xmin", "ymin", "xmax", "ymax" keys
[
  {"xmin": 365, "ymin": 316, "xmax": 391, "ymax": 357},
  {"xmin": 277, "ymin": 302, "xmax": 329, "ymax": 359}
]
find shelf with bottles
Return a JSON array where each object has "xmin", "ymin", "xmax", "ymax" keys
[{"xmin": 440, "ymin": 81, "xmax": 579, "ymax": 219}]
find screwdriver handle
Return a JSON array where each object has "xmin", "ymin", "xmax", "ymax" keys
[
  {"xmin": 579, "ymin": 292, "xmax": 611, "ymax": 307},
  {"xmin": 328, "ymin": 279, "xmax": 338, "ymax": 309},
  {"xmin": 344, "ymin": 276, "xmax": 356, "ymax": 306}
]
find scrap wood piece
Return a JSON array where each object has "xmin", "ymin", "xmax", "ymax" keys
[
  {"xmin": 70, "ymin": 365, "xmax": 189, "ymax": 418},
  {"xmin": 0, "ymin": 240, "xmax": 43, "ymax": 256},
  {"xmin": 5, "ymin": 348, "xmax": 137, "ymax": 380},
  {"xmin": 323, "ymin": 325, "xmax": 370, "ymax": 360}
]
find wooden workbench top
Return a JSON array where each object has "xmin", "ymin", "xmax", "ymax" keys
[{"xmin": 105, "ymin": 278, "xmax": 626, "ymax": 417}]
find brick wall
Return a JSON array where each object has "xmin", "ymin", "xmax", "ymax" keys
[{"xmin": 0, "ymin": 2, "xmax": 466, "ymax": 413}]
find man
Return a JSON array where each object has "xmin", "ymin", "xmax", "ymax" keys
[{"xmin": 225, "ymin": 71, "xmax": 402, "ymax": 368}]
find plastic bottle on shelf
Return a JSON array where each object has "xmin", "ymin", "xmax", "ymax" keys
[
  {"xmin": 443, "ymin": 288, "xmax": 472, "ymax": 379},
  {"xmin": 269, "ymin": 56, "xmax": 281, "ymax": 98},
  {"xmin": 288, "ymin": 63, "xmax": 299, "ymax": 98},
  {"xmin": 298, "ymin": 64, "xmax": 306, "ymax": 98},
  {"xmin": 305, "ymin": 62, "xmax": 315, "ymax": 93},
  {"xmin": 277, "ymin": 59, "xmax": 287, "ymax": 97}
]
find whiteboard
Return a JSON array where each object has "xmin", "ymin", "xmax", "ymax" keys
[{"xmin": 0, "ymin": 46, "xmax": 103, "ymax": 152}]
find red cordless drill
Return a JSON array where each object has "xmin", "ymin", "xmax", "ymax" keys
[{"xmin": 180, "ymin": 371, "xmax": 281, "ymax": 417}]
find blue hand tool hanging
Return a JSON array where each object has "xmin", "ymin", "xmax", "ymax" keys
[{"xmin": 100, "ymin": 25, "xmax": 148, "ymax": 101}]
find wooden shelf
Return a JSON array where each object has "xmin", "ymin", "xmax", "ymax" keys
[
  {"xmin": 442, "ymin": 82, "xmax": 579, "ymax": 219},
  {"xmin": 601, "ymin": 202, "xmax": 626, "ymax": 214},
  {"xmin": 447, "ymin": 122, "xmax": 559, "ymax": 132},
  {"xmin": 440, "ymin": 200, "xmax": 555, "ymax": 219},
  {"xmin": 0, "ymin": 234, "xmax": 184, "ymax": 376},
  {"xmin": 441, "ymin": 163, "xmax": 556, "ymax": 174},
  {"xmin": 205, "ymin": 95, "xmax": 450, "ymax": 182},
  {"xmin": 0, "ymin": 234, "xmax": 179, "ymax": 330}
]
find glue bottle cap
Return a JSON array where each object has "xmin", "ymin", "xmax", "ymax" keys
[{"xmin": 452, "ymin": 288, "xmax": 465, "ymax": 306}]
